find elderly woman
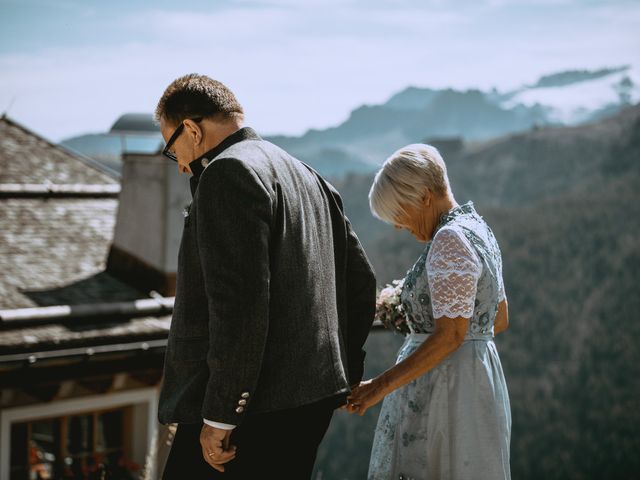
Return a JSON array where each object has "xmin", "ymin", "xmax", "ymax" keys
[{"xmin": 347, "ymin": 144, "xmax": 511, "ymax": 479}]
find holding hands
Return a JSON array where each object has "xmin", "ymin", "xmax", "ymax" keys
[{"xmin": 345, "ymin": 378, "xmax": 388, "ymax": 416}]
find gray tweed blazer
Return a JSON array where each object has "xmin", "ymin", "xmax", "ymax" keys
[{"xmin": 157, "ymin": 127, "xmax": 376, "ymax": 426}]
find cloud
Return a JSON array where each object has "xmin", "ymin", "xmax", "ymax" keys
[{"xmin": 0, "ymin": 0, "xmax": 638, "ymax": 141}]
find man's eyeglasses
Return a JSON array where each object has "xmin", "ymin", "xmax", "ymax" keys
[{"xmin": 162, "ymin": 117, "xmax": 203, "ymax": 162}]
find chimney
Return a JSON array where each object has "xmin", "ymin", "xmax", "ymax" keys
[{"xmin": 107, "ymin": 152, "xmax": 191, "ymax": 296}]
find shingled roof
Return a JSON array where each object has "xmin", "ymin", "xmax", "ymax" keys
[
  {"xmin": 0, "ymin": 115, "xmax": 119, "ymax": 185},
  {"xmin": 0, "ymin": 116, "xmax": 170, "ymax": 364}
]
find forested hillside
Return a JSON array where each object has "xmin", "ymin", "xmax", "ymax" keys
[{"xmin": 313, "ymin": 105, "xmax": 640, "ymax": 479}]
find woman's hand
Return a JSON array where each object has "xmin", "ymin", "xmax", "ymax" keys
[
  {"xmin": 346, "ymin": 378, "xmax": 388, "ymax": 416},
  {"xmin": 345, "ymin": 317, "xmax": 468, "ymax": 417}
]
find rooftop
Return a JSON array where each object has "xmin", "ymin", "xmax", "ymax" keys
[
  {"xmin": 0, "ymin": 115, "xmax": 119, "ymax": 185},
  {"xmin": 0, "ymin": 115, "xmax": 170, "ymax": 363}
]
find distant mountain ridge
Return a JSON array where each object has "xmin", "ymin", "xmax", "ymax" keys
[
  {"xmin": 265, "ymin": 87, "xmax": 553, "ymax": 171},
  {"xmin": 266, "ymin": 65, "xmax": 638, "ymax": 176},
  {"xmin": 61, "ymin": 66, "xmax": 638, "ymax": 180}
]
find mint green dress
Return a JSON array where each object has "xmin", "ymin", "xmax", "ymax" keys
[{"xmin": 368, "ymin": 202, "xmax": 511, "ymax": 480}]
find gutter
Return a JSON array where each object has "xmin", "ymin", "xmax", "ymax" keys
[
  {"xmin": 0, "ymin": 183, "xmax": 121, "ymax": 199},
  {"xmin": 0, "ymin": 338, "xmax": 168, "ymax": 364},
  {"xmin": 0, "ymin": 296, "xmax": 174, "ymax": 328}
]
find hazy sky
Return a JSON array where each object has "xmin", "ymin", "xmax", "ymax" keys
[{"xmin": 1, "ymin": 0, "xmax": 638, "ymax": 141}]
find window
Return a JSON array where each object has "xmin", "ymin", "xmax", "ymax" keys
[{"xmin": 9, "ymin": 406, "xmax": 140, "ymax": 480}]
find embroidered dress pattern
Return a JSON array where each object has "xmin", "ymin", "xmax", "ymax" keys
[{"xmin": 368, "ymin": 201, "xmax": 511, "ymax": 480}]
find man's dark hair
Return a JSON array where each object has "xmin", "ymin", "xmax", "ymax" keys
[{"xmin": 155, "ymin": 74, "xmax": 244, "ymax": 125}]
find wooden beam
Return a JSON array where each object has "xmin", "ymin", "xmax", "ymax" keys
[
  {"xmin": 22, "ymin": 383, "xmax": 60, "ymax": 402},
  {"xmin": 128, "ymin": 369, "xmax": 163, "ymax": 387},
  {"xmin": 0, "ymin": 351, "xmax": 165, "ymax": 388},
  {"xmin": 77, "ymin": 376, "xmax": 114, "ymax": 394}
]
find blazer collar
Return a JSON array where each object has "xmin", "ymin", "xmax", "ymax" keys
[
  {"xmin": 188, "ymin": 127, "xmax": 261, "ymax": 197},
  {"xmin": 188, "ymin": 127, "xmax": 261, "ymax": 179}
]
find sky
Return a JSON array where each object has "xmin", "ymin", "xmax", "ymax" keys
[{"xmin": 0, "ymin": 0, "xmax": 638, "ymax": 142}]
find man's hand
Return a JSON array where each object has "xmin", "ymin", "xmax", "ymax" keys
[{"xmin": 200, "ymin": 424, "xmax": 237, "ymax": 473}]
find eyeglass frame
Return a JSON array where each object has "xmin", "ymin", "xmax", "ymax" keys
[{"xmin": 161, "ymin": 117, "xmax": 204, "ymax": 162}]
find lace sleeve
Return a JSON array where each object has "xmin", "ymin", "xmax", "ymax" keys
[{"xmin": 427, "ymin": 226, "xmax": 482, "ymax": 319}]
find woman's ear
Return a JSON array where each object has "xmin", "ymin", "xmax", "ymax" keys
[{"xmin": 422, "ymin": 187, "xmax": 432, "ymax": 206}]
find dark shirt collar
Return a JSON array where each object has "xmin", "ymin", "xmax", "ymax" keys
[
  {"xmin": 188, "ymin": 127, "xmax": 261, "ymax": 197},
  {"xmin": 188, "ymin": 127, "xmax": 261, "ymax": 179}
]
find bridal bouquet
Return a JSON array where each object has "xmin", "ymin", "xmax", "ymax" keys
[{"xmin": 375, "ymin": 278, "xmax": 410, "ymax": 335}]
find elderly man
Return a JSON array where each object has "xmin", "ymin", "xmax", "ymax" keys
[{"xmin": 156, "ymin": 74, "xmax": 376, "ymax": 479}]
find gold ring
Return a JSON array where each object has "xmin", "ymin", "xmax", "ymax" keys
[{"xmin": 208, "ymin": 452, "xmax": 216, "ymax": 457}]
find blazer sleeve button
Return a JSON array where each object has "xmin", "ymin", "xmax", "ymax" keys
[
  {"xmin": 235, "ymin": 406, "xmax": 245, "ymax": 413},
  {"xmin": 241, "ymin": 392, "xmax": 250, "ymax": 399},
  {"xmin": 238, "ymin": 399, "xmax": 247, "ymax": 406}
]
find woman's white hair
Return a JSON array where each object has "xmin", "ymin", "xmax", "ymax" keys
[{"xmin": 369, "ymin": 143, "xmax": 451, "ymax": 225}]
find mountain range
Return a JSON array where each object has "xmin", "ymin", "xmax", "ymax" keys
[
  {"xmin": 268, "ymin": 65, "xmax": 638, "ymax": 174},
  {"xmin": 61, "ymin": 66, "xmax": 639, "ymax": 180}
]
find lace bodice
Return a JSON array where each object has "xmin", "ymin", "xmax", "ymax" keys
[{"xmin": 400, "ymin": 201, "xmax": 506, "ymax": 336}]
